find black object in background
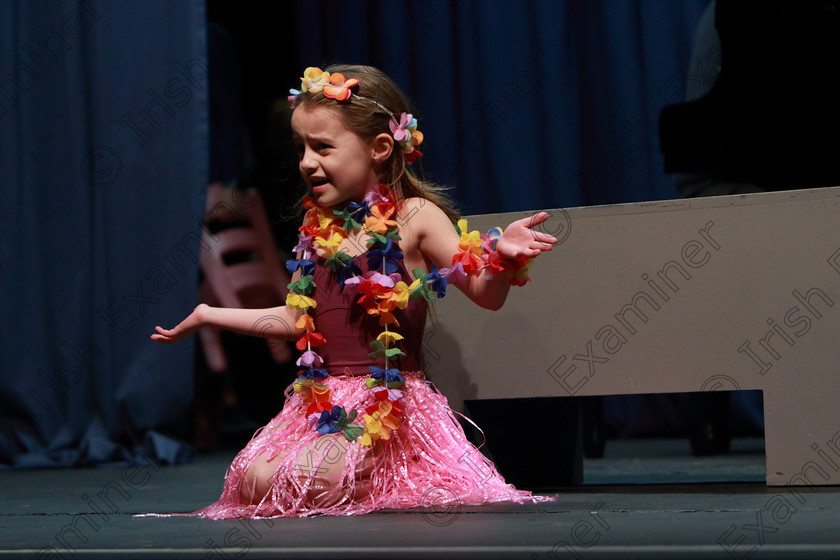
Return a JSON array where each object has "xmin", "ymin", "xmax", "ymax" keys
[
  {"xmin": 659, "ymin": 0, "xmax": 840, "ymax": 189},
  {"xmin": 464, "ymin": 397, "xmax": 583, "ymax": 490}
]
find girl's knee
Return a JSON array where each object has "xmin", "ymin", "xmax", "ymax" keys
[
  {"xmin": 237, "ymin": 435, "xmax": 374, "ymax": 507},
  {"xmin": 297, "ymin": 433, "xmax": 348, "ymax": 485},
  {"xmin": 239, "ymin": 451, "xmax": 284, "ymax": 505},
  {"xmin": 239, "ymin": 469, "xmax": 259, "ymax": 505}
]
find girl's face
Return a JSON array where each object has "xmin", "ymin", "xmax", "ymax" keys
[{"xmin": 291, "ymin": 103, "xmax": 379, "ymax": 207}]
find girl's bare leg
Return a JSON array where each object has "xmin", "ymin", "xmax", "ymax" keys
[{"xmin": 239, "ymin": 433, "xmax": 375, "ymax": 507}]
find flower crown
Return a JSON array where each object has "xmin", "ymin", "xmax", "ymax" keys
[{"xmin": 289, "ymin": 67, "xmax": 423, "ymax": 163}]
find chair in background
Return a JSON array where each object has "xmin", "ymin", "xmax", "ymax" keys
[
  {"xmin": 198, "ymin": 183, "xmax": 293, "ymax": 370},
  {"xmin": 194, "ymin": 183, "xmax": 294, "ymax": 446}
]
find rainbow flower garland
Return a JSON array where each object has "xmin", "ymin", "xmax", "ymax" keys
[{"xmin": 285, "ymin": 186, "xmax": 532, "ymax": 446}]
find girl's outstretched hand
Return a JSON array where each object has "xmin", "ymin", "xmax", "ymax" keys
[
  {"xmin": 151, "ymin": 303, "xmax": 208, "ymax": 344},
  {"xmin": 495, "ymin": 212, "xmax": 558, "ymax": 259}
]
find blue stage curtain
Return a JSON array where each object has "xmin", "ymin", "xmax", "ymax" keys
[
  {"xmin": 0, "ymin": 0, "xmax": 207, "ymax": 467},
  {"xmin": 290, "ymin": 0, "xmax": 709, "ymax": 214}
]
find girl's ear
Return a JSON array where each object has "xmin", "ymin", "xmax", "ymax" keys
[{"xmin": 371, "ymin": 132, "xmax": 394, "ymax": 164}]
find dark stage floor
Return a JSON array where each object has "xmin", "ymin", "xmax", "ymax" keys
[{"xmin": 2, "ymin": 438, "xmax": 839, "ymax": 559}]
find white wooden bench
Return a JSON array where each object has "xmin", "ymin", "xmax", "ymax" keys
[{"xmin": 425, "ymin": 187, "xmax": 840, "ymax": 486}]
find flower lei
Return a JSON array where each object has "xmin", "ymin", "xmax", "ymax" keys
[
  {"xmin": 451, "ymin": 220, "xmax": 534, "ymax": 287},
  {"xmin": 286, "ymin": 186, "xmax": 435, "ymax": 446},
  {"xmin": 289, "ymin": 66, "xmax": 424, "ymax": 163},
  {"xmin": 285, "ymin": 186, "xmax": 533, "ymax": 446}
]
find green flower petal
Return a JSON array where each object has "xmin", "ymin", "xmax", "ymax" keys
[
  {"xmin": 287, "ymin": 275, "xmax": 316, "ymax": 295},
  {"xmin": 343, "ymin": 425, "xmax": 364, "ymax": 441}
]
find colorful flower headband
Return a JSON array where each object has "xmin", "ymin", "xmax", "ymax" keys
[{"xmin": 289, "ymin": 67, "xmax": 423, "ymax": 163}]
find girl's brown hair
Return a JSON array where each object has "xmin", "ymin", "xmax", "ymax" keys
[{"xmin": 294, "ymin": 64, "xmax": 459, "ymax": 222}]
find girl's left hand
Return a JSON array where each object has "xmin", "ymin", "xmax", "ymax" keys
[
  {"xmin": 151, "ymin": 303, "xmax": 208, "ymax": 343},
  {"xmin": 495, "ymin": 212, "xmax": 558, "ymax": 259}
]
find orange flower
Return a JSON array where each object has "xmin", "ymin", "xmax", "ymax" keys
[
  {"xmin": 456, "ymin": 219, "xmax": 483, "ymax": 256},
  {"xmin": 377, "ymin": 311, "xmax": 400, "ymax": 328},
  {"xmin": 365, "ymin": 205, "xmax": 398, "ymax": 235},
  {"xmin": 356, "ymin": 282, "xmax": 411, "ymax": 319},
  {"xmin": 295, "ymin": 314, "xmax": 315, "ymax": 333},
  {"xmin": 362, "ymin": 282, "xmax": 410, "ymax": 315},
  {"xmin": 409, "ymin": 129, "xmax": 424, "ymax": 149},
  {"xmin": 300, "ymin": 204, "xmax": 337, "ymax": 238},
  {"xmin": 323, "ymin": 72, "xmax": 359, "ymax": 101},
  {"xmin": 359, "ymin": 402, "xmax": 401, "ymax": 446},
  {"xmin": 364, "ymin": 400, "xmax": 403, "ymax": 427},
  {"xmin": 293, "ymin": 379, "xmax": 332, "ymax": 408}
]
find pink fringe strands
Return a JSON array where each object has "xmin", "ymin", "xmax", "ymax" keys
[{"xmin": 188, "ymin": 372, "xmax": 550, "ymax": 519}]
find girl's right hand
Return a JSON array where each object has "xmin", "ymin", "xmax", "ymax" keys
[{"xmin": 151, "ymin": 303, "xmax": 209, "ymax": 343}]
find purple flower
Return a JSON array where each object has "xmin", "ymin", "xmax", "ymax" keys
[
  {"xmin": 368, "ymin": 271, "xmax": 398, "ymax": 288},
  {"xmin": 296, "ymin": 350, "xmax": 323, "ymax": 368},
  {"xmin": 293, "ymin": 235, "xmax": 315, "ymax": 258},
  {"xmin": 426, "ymin": 263, "xmax": 448, "ymax": 298},
  {"xmin": 337, "ymin": 257, "xmax": 362, "ymax": 288},
  {"xmin": 371, "ymin": 386, "xmax": 405, "ymax": 401},
  {"xmin": 369, "ymin": 366, "xmax": 404, "ymax": 385},
  {"xmin": 440, "ymin": 262, "xmax": 466, "ymax": 284},
  {"xmin": 389, "ymin": 113, "xmax": 413, "ymax": 143},
  {"xmin": 299, "ymin": 367, "xmax": 328, "ymax": 381},
  {"xmin": 287, "ymin": 258, "xmax": 315, "ymax": 276},
  {"xmin": 364, "ymin": 184, "xmax": 389, "ymax": 206},
  {"xmin": 316, "ymin": 406, "xmax": 343, "ymax": 435},
  {"xmin": 367, "ymin": 239, "xmax": 403, "ymax": 275},
  {"xmin": 346, "ymin": 201, "xmax": 370, "ymax": 220}
]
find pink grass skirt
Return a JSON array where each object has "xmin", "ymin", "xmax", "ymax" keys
[{"xmin": 179, "ymin": 372, "xmax": 552, "ymax": 518}]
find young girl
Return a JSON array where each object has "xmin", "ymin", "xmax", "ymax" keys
[{"xmin": 152, "ymin": 64, "xmax": 557, "ymax": 518}]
